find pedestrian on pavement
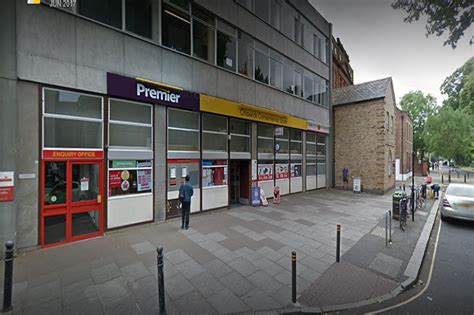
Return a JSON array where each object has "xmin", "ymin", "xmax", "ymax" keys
[
  {"xmin": 342, "ymin": 167, "xmax": 349, "ymax": 190},
  {"xmin": 431, "ymin": 183, "xmax": 440, "ymax": 199},
  {"xmin": 179, "ymin": 175, "xmax": 193, "ymax": 230}
]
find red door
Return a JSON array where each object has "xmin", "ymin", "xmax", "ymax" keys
[{"xmin": 41, "ymin": 160, "xmax": 103, "ymax": 247}]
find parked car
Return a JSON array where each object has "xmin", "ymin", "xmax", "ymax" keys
[{"xmin": 440, "ymin": 183, "xmax": 474, "ymax": 221}]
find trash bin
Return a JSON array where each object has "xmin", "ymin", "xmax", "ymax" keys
[{"xmin": 392, "ymin": 190, "xmax": 407, "ymax": 219}]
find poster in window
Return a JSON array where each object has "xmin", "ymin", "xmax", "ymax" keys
[
  {"xmin": 109, "ymin": 171, "xmax": 122, "ymax": 188},
  {"xmin": 291, "ymin": 164, "xmax": 302, "ymax": 177},
  {"xmin": 275, "ymin": 164, "xmax": 289, "ymax": 179},
  {"xmin": 258, "ymin": 164, "xmax": 273, "ymax": 181},
  {"xmin": 80, "ymin": 177, "xmax": 89, "ymax": 191},
  {"xmin": 121, "ymin": 170, "xmax": 130, "ymax": 180},
  {"xmin": 137, "ymin": 169, "xmax": 152, "ymax": 192},
  {"xmin": 182, "ymin": 167, "xmax": 187, "ymax": 177}
]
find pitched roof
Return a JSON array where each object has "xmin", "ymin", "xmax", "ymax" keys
[{"xmin": 332, "ymin": 77, "xmax": 392, "ymax": 106}]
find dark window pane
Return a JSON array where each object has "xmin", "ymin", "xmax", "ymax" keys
[
  {"xmin": 258, "ymin": 138, "xmax": 273, "ymax": 153},
  {"xmin": 168, "ymin": 0, "xmax": 190, "ymax": 10},
  {"xmin": 270, "ymin": 58, "xmax": 283, "ymax": 89},
  {"xmin": 203, "ymin": 114, "xmax": 227, "ymax": 133},
  {"xmin": 44, "ymin": 215, "xmax": 66, "ymax": 245},
  {"xmin": 294, "ymin": 71, "xmax": 303, "ymax": 97},
  {"xmin": 255, "ymin": 0, "xmax": 269, "ymax": 22},
  {"xmin": 283, "ymin": 61, "xmax": 294, "ymax": 94},
  {"xmin": 168, "ymin": 129, "xmax": 199, "ymax": 151},
  {"xmin": 230, "ymin": 119, "xmax": 250, "ymax": 135},
  {"xmin": 44, "ymin": 162, "xmax": 67, "ymax": 206},
  {"xmin": 217, "ymin": 31, "xmax": 236, "ymax": 71},
  {"xmin": 110, "ymin": 99, "xmax": 151, "ymax": 124},
  {"xmin": 44, "ymin": 118, "xmax": 102, "ymax": 149},
  {"xmin": 281, "ymin": 2, "xmax": 294, "ymax": 39},
  {"xmin": 162, "ymin": 5, "xmax": 190, "ymax": 54},
  {"xmin": 304, "ymin": 75, "xmax": 313, "ymax": 102},
  {"xmin": 237, "ymin": 0, "xmax": 253, "ymax": 11},
  {"xmin": 238, "ymin": 42, "xmax": 253, "ymax": 77},
  {"xmin": 255, "ymin": 50, "xmax": 269, "ymax": 84},
  {"xmin": 193, "ymin": 5, "xmax": 215, "ymax": 24},
  {"xmin": 72, "ymin": 211, "xmax": 100, "ymax": 237},
  {"xmin": 258, "ymin": 123, "xmax": 273, "ymax": 138},
  {"xmin": 230, "ymin": 135, "xmax": 250, "ymax": 152},
  {"xmin": 202, "ymin": 133, "xmax": 227, "ymax": 151},
  {"xmin": 193, "ymin": 20, "xmax": 215, "ymax": 63},
  {"xmin": 79, "ymin": 0, "xmax": 122, "ymax": 29},
  {"xmin": 126, "ymin": 0, "xmax": 152, "ymax": 38},
  {"xmin": 291, "ymin": 129, "xmax": 302, "ymax": 141},
  {"xmin": 270, "ymin": 1, "xmax": 281, "ymax": 29},
  {"xmin": 72, "ymin": 164, "xmax": 99, "ymax": 202}
]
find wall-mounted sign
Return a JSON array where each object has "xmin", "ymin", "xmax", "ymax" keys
[
  {"xmin": 107, "ymin": 73, "xmax": 200, "ymax": 111},
  {"xmin": 275, "ymin": 127, "xmax": 284, "ymax": 136},
  {"xmin": 113, "ymin": 160, "xmax": 136, "ymax": 168},
  {"xmin": 307, "ymin": 120, "xmax": 330, "ymax": 134},
  {"xmin": 0, "ymin": 171, "xmax": 14, "ymax": 202},
  {"xmin": 43, "ymin": 150, "xmax": 103, "ymax": 160},
  {"xmin": 251, "ymin": 160, "xmax": 257, "ymax": 180},
  {"xmin": 200, "ymin": 95, "xmax": 308, "ymax": 130}
]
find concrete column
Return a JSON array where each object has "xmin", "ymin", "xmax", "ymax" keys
[
  {"xmin": 328, "ymin": 23, "xmax": 335, "ymax": 188},
  {"xmin": 154, "ymin": 106, "xmax": 167, "ymax": 221},
  {"xmin": 0, "ymin": 0, "xmax": 17, "ymax": 258},
  {"xmin": 302, "ymin": 131, "xmax": 306, "ymax": 192}
]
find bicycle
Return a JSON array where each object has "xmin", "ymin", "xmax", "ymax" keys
[{"xmin": 399, "ymin": 197, "xmax": 408, "ymax": 231}]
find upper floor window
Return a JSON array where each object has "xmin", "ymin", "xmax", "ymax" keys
[
  {"xmin": 126, "ymin": 0, "xmax": 152, "ymax": 38},
  {"xmin": 162, "ymin": 3, "xmax": 191, "ymax": 54},
  {"xmin": 255, "ymin": 41, "xmax": 269, "ymax": 84},
  {"xmin": 192, "ymin": 5, "xmax": 216, "ymax": 63},
  {"xmin": 79, "ymin": 0, "xmax": 122, "ymax": 29},
  {"xmin": 270, "ymin": 0, "xmax": 281, "ymax": 29},
  {"xmin": 255, "ymin": 0, "xmax": 270, "ymax": 23},
  {"xmin": 216, "ymin": 20, "xmax": 237, "ymax": 72}
]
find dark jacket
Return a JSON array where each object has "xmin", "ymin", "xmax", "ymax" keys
[{"xmin": 179, "ymin": 182, "xmax": 194, "ymax": 203}]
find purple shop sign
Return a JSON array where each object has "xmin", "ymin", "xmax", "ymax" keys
[{"xmin": 107, "ymin": 73, "xmax": 200, "ymax": 111}]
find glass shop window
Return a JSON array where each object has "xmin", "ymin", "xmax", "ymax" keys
[
  {"xmin": 162, "ymin": 4, "xmax": 191, "ymax": 54},
  {"xmin": 258, "ymin": 124, "xmax": 274, "ymax": 154},
  {"xmin": 202, "ymin": 114, "xmax": 228, "ymax": 152},
  {"xmin": 126, "ymin": 0, "xmax": 152, "ymax": 38},
  {"xmin": 290, "ymin": 129, "xmax": 302, "ymax": 155},
  {"xmin": 275, "ymin": 127, "xmax": 289, "ymax": 154},
  {"xmin": 79, "ymin": 0, "xmax": 122, "ymax": 29},
  {"xmin": 168, "ymin": 109, "xmax": 199, "ymax": 152},
  {"xmin": 257, "ymin": 161, "xmax": 274, "ymax": 181},
  {"xmin": 168, "ymin": 162, "xmax": 200, "ymax": 191},
  {"xmin": 109, "ymin": 99, "xmax": 152, "ymax": 150},
  {"xmin": 43, "ymin": 88, "xmax": 103, "ymax": 149},
  {"xmin": 202, "ymin": 160, "xmax": 227, "ymax": 187},
  {"xmin": 108, "ymin": 160, "xmax": 152, "ymax": 197},
  {"xmin": 230, "ymin": 119, "xmax": 250, "ymax": 153}
]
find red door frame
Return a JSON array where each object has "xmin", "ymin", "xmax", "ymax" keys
[{"xmin": 40, "ymin": 159, "xmax": 104, "ymax": 248}]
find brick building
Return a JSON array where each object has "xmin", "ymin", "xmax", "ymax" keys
[
  {"xmin": 332, "ymin": 37, "xmax": 353, "ymax": 89},
  {"xmin": 333, "ymin": 78, "xmax": 397, "ymax": 194},
  {"xmin": 395, "ymin": 108, "xmax": 413, "ymax": 180}
]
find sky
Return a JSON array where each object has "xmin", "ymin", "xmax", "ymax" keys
[{"xmin": 310, "ymin": 0, "xmax": 473, "ymax": 104}]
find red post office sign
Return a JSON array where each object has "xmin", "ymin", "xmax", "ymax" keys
[
  {"xmin": 43, "ymin": 150, "xmax": 104, "ymax": 160},
  {"xmin": 0, "ymin": 172, "xmax": 15, "ymax": 202}
]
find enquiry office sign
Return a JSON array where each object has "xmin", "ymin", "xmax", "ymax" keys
[{"xmin": 107, "ymin": 73, "xmax": 199, "ymax": 111}]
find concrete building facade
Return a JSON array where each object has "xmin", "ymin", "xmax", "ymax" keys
[
  {"xmin": 0, "ymin": 0, "xmax": 333, "ymax": 252},
  {"xmin": 333, "ymin": 78, "xmax": 397, "ymax": 194},
  {"xmin": 395, "ymin": 108, "xmax": 413, "ymax": 181}
]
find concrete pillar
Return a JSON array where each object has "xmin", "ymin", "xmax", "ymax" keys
[
  {"xmin": 154, "ymin": 106, "xmax": 167, "ymax": 221},
  {"xmin": 0, "ymin": 0, "xmax": 17, "ymax": 258}
]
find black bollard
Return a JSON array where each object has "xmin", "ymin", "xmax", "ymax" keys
[
  {"xmin": 441, "ymin": 174, "xmax": 444, "ymax": 184},
  {"xmin": 157, "ymin": 247, "xmax": 165, "ymax": 314},
  {"xmin": 336, "ymin": 225, "xmax": 341, "ymax": 262},
  {"xmin": 449, "ymin": 170, "xmax": 451, "ymax": 183},
  {"xmin": 464, "ymin": 173, "xmax": 467, "ymax": 183},
  {"xmin": 2, "ymin": 241, "xmax": 14, "ymax": 313},
  {"xmin": 388, "ymin": 210, "xmax": 392, "ymax": 244},
  {"xmin": 291, "ymin": 251, "xmax": 296, "ymax": 304}
]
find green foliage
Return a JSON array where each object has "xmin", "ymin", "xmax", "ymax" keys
[
  {"xmin": 399, "ymin": 91, "xmax": 438, "ymax": 157},
  {"xmin": 441, "ymin": 57, "xmax": 474, "ymax": 116},
  {"xmin": 424, "ymin": 106, "xmax": 473, "ymax": 165},
  {"xmin": 391, "ymin": 0, "xmax": 473, "ymax": 48}
]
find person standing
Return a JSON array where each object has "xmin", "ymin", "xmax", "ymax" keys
[
  {"xmin": 179, "ymin": 175, "xmax": 193, "ymax": 229},
  {"xmin": 342, "ymin": 167, "xmax": 349, "ymax": 190}
]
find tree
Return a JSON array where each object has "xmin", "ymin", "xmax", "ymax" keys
[
  {"xmin": 424, "ymin": 107, "xmax": 473, "ymax": 165},
  {"xmin": 440, "ymin": 57, "xmax": 474, "ymax": 116},
  {"xmin": 391, "ymin": 0, "xmax": 474, "ymax": 48},
  {"xmin": 399, "ymin": 91, "xmax": 438, "ymax": 158}
]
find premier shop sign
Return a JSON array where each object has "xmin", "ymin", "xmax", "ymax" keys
[{"xmin": 107, "ymin": 73, "xmax": 199, "ymax": 111}]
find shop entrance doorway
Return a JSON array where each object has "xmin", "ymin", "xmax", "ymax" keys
[
  {"xmin": 229, "ymin": 160, "xmax": 250, "ymax": 205},
  {"xmin": 41, "ymin": 160, "xmax": 103, "ymax": 247}
]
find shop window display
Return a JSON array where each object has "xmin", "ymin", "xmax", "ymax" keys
[
  {"xmin": 202, "ymin": 160, "xmax": 227, "ymax": 187},
  {"xmin": 108, "ymin": 160, "xmax": 152, "ymax": 197}
]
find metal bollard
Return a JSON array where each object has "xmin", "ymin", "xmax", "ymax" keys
[
  {"xmin": 385, "ymin": 212, "xmax": 388, "ymax": 247},
  {"xmin": 402, "ymin": 184, "xmax": 405, "ymax": 191},
  {"xmin": 388, "ymin": 210, "xmax": 392, "ymax": 244},
  {"xmin": 2, "ymin": 241, "xmax": 14, "ymax": 313},
  {"xmin": 449, "ymin": 171, "xmax": 451, "ymax": 183},
  {"xmin": 441, "ymin": 174, "xmax": 444, "ymax": 183},
  {"xmin": 464, "ymin": 174, "xmax": 467, "ymax": 183},
  {"xmin": 157, "ymin": 247, "xmax": 165, "ymax": 314},
  {"xmin": 291, "ymin": 251, "xmax": 297, "ymax": 304},
  {"xmin": 336, "ymin": 225, "xmax": 341, "ymax": 263}
]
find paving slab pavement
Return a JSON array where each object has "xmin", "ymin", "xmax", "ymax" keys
[{"xmin": 0, "ymin": 189, "xmax": 429, "ymax": 314}]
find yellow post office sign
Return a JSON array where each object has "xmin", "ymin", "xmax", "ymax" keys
[{"xmin": 200, "ymin": 95, "xmax": 307, "ymax": 130}]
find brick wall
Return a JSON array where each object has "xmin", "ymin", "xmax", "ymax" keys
[
  {"xmin": 335, "ymin": 99, "xmax": 386, "ymax": 193},
  {"xmin": 383, "ymin": 86, "xmax": 396, "ymax": 192},
  {"xmin": 395, "ymin": 108, "xmax": 413, "ymax": 174}
]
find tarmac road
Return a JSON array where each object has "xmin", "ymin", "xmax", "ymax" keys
[{"xmin": 369, "ymin": 217, "xmax": 474, "ymax": 315}]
